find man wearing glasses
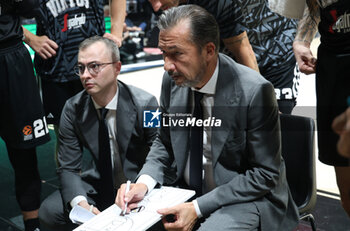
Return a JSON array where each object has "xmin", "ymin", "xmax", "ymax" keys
[
  {"xmin": 23, "ymin": 0, "xmax": 126, "ymax": 167},
  {"xmin": 38, "ymin": 36, "xmax": 159, "ymax": 230}
]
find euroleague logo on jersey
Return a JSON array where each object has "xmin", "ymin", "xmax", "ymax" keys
[
  {"xmin": 22, "ymin": 117, "xmax": 49, "ymax": 141},
  {"xmin": 22, "ymin": 125, "xmax": 33, "ymax": 136}
]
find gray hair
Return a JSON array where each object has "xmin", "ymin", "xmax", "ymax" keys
[
  {"xmin": 79, "ymin": 35, "xmax": 120, "ymax": 62},
  {"xmin": 157, "ymin": 4, "xmax": 220, "ymax": 52}
]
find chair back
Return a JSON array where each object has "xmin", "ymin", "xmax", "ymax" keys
[{"xmin": 280, "ymin": 114, "xmax": 317, "ymax": 215}]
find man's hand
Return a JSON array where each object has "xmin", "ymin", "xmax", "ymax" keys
[
  {"xmin": 116, "ymin": 183, "xmax": 148, "ymax": 214},
  {"xmin": 31, "ymin": 35, "xmax": 58, "ymax": 59},
  {"xmin": 23, "ymin": 27, "xmax": 58, "ymax": 59},
  {"xmin": 103, "ymin": 33, "xmax": 122, "ymax": 47},
  {"xmin": 293, "ymin": 41, "xmax": 317, "ymax": 75},
  {"xmin": 157, "ymin": 202, "xmax": 198, "ymax": 231},
  {"xmin": 78, "ymin": 200, "xmax": 101, "ymax": 215},
  {"xmin": 332, "ymin": 107, "xmax": 350, "ymax": 158}
]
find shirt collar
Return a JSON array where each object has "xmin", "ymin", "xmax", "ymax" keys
[
  {"xmin": 92, "ymin": 87, "xmax": 119, "ymax": 111},
  {"xmin": 191, "ymin": 58, "xmax": 219, "ymax": 95}
]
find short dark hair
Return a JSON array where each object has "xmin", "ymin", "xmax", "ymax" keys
[
  {"xmin": 157, "ymin": 4, "xmax": 220, "ymax": 52},
  {"xmin": 79, "ymin": 35, "xmax": 120, "ymax": 62}
]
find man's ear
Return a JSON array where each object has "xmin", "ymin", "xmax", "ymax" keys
[
  {"xmin": 114, "ymin": 61, "xmax": 122, "ymax": 74},
  {"xmin": 205, "ymin": 42, "xmax": 216, "ymax": 60}
]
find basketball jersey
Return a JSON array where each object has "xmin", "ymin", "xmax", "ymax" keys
[
  {"xmin": 318, "ymin": 0, "xmax": 350, "ymax": 52},
  {"xmin": 34, "ymin": 0, "xmax": 105, "ymax": 82},
  {"xmin": 188, "ymin": 0, "xmax": 298, "ymax": 100},
  {"xmin": 188, "ymin": 0, "xmax": 246, "ymax": 39}
]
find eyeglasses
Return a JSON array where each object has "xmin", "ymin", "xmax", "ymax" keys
[{"xmin": 74, "ymin": 62, "xmax": 116, "ymax": 76}]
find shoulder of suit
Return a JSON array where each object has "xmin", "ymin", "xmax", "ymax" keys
[
  {"xmin": 65, "ymin": 89, "xmax": 88, "ymax": 106},
  {"xmin": 61, "ymin": 89, "xmax": 89, "ymax": 117},
  {"xmin": 118, "ymin": 80, "xmax": 157, "ymax": 105}
]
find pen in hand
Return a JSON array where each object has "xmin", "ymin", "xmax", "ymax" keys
[{"xmin": 122, "ymin": 180, "xmax": 131, "ymax": 216}]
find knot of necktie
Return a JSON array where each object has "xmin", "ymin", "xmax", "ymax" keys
[
  {"xmin": 194, "ymin": 91, "xmax": 204, "ymax": 108},
  {"xmin": 99, "ymin": 108, "xmax": 109, "ymax": 120}
]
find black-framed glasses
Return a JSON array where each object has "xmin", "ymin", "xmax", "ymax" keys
[{"xmin": 74, "ymin": 62, "xmax": 116, "ymax": 76}]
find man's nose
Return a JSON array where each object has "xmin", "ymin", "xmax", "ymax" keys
[
  {"xmin": 80, "ymin": 67, "xmax": 92, "ymax": 80},
  {"xmin": 163, "ymin": 56, "xmax": 175, "ymax": 73}
]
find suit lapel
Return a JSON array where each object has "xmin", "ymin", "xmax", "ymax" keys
[
  {"xmin": 116, "ymin": 82, "xmax": 137, "ymax": 162},
  {"xmin": 211, "ymin": 55, "xmax": 241, "ymax": 167},
  {"xmin": 76, "ymin": 93, "xmax": 100, "ymax": 159},
  {"xmin": 169, "ymin": 85, "xmax": 191, "ymax": 174}
]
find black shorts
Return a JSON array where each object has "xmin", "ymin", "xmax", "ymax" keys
[
  {"xmin": 264, "ymin": 62, "xmax": 300, "ymax": 102},
  {"xmin": 316, "ymin": 45, "xmax": 350, "ymax": 166},
  {"xmin": 277, "ymin": 99, "xmax": 296, "ymax": 114},
  {"xmin": 0, "ymin": 43, "xmax": 50, "ymax": 149},
  {"xmin": 40, "ymin": 78, "xmax": 83, "ymax": 125}
]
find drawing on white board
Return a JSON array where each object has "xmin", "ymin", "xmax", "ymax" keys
[
  {"xmin": 130, "ymin": 205, "xmax": 145, "ymax": 213},
  {"xmin": 77, "ymin": 214, "xmax": 134, "ymax": 231},
  {"xmin": 74, "ymin": 187, "xmax": 195, "ymax": 231}
]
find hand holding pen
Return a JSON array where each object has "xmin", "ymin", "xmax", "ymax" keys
[
  {"xmin": 116, "ymin": 181, "xmax": 148, "ymax": 215},
  {"xmin": 122, "ymin": 180, "xmax": 131, "ymax": 215}
]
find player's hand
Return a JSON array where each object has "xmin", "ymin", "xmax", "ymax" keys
[
  {"xmin": 78, "ymin": 200, "xmax": 101, "ymax": 215},
  {"xmin": 29, "ymin": 35, "xmax": 58, "ymax": 59},
  {"xmin": 332, "ymin": 107, "xmax": 350, "ymax": 157},
  {"xmin": 103, "ymin": 33, "xmax": 122, "ymax": 47},
  {"xmin": 157, "ymin": 202, "xmax": 198, "ymax": 231},
  {"xmin": 116, "ymin": 183, "xmax": 148, "ymax": 214},
  {"xmin": 293, "ymin": 41, "xmax": 317, "ymax": 75}
]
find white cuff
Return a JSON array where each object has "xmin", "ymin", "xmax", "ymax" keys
[
  {"xmin": 136, "ymin": 174, "xmax": 157, "ymax": 194},
  {"xmin": 192, "ymin": 200, "xmax": 203, "ymax": 218},
  {"xmin": 70, "ymin": 195, "xmax": 87, "ymax": 208}
]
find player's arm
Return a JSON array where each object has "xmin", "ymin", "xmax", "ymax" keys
[
  {"xmin": 104, "ymin": 0, "xmax": 126, "ymax": 47},
  {"xmin": 222, "ymin": 31, "xmax": 259, "ymax": 73},
  {"xmin": 293, "ymin": 5, "xmax": 320, "ymax": 74},
  {"xmin": 22, "ymin": 27, "xmax": 58, "ymax": 59}
]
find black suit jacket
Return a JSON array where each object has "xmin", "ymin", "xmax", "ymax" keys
[{"xmin": 58, "ymin": 80, "xmax": 158, "ymax": 208}]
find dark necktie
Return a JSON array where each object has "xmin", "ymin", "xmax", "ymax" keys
[
  {"xmin": 98, "ymin": 108, "xmax": 115, "ymax": 210},
  {"xmin": 190, "ymin": 91, "xmax": 204, "ymax": 196}
]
